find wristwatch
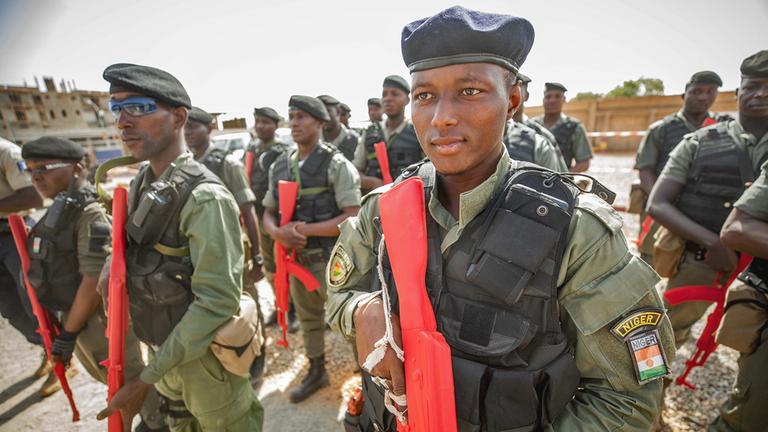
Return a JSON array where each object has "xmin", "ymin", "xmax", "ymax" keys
[{"xmin": 253, "ymin": 254, "xmax": 265, "ymax": 266}]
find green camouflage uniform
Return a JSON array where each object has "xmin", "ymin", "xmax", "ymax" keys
[{"xmin": 531, "ymin": 113, "xmax": 593, "ymax": 168}]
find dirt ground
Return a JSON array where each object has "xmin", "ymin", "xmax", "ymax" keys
[{"xmin": 0, "ymin": 153, "xmax": 742, "ymax": 431}]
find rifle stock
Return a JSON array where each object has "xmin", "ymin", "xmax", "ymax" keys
[
  {"xmin": 374, "ymin": 142, "xmax": 394, "ymax": 184},
  {"xmin": 664, "ymin": 253, "xmax": 752, "ymax": 389},
  {"xmin": 274, "ymin": 181, "xmax": 320, "ymax": 347},
  {"xmin": 379, "ymin": 177, "xmax": 457, "ymax": 432},
  {"xmin": 9, "ymin": 215, "xmax": 80, "ymax": 421}
]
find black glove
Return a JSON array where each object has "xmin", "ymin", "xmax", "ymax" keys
[{"xmin": 52, "ymin": 330, "xmax": 78, "ymax": 362}]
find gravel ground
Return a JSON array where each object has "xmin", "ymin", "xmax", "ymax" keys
[{"xmin": 0, "ymin": 153, "xmax": 741, "ymax": 431}]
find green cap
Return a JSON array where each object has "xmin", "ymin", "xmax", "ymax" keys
[
  {"xmin": 517, "ymin": 72, "xmax": 531, "ymax": 84},
  {"xmin": 317, "ymin": 95, "xmax": 341, "ymax": 106},
  {"xmin": 289, "ymin": 95, "xmax": 330, "ymax": 121},
  {"xmin": 22, "ymin": 136, "xmax": 84, "ymax": 161},
  {"xmin": 544, "ymin": 82, "xmax": 567, "ymax": 92},
  {"xmin": 253, "ymin": 107, "xmax": 282, "ymax": 123},
  {"xmin": 103, "ymin": 63, "xmax": 191, "ymax": 108},
  {"xmin": 686, "ymin": 71, "xmax": 723, "ymax": 88},
  {"xmin": 188, "ymin": 106, "xmax": 213, "ymax": 125},
  {"xmin": 367, "ymin": 97, "xmax": 382, "ymax": 106},
  {"xmin": 741, "ymin": 50, "xmax": 768, "ymax": 77},
  {"xmin": 383, "ymin": 75, "xmax": 410, "ymax": 94}
]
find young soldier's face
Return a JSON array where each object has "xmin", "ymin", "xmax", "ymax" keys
[
  {"xmin": 542, "ymin": 90, "xmax": 565, "ymax": 114},
  {"xmin": 254, "ymin": 115, "xmax": 278, "ymax": 141},
  {"xmin": 26, "ymin": 159, "xmax": 77, "ymax": 199},
  {"xmin": 411, "ymin": 62, "xmax": 520, "ymax": 176},
  {"xmin": 683, "ymin": 83, "xmax": 718, "ymax": 115},
  {"xmin": 288, "ymin": 108, "xmax": 323, "ymax": 146},
  {"xmin": 739, "ymin": 76, "xmax": 768, "ymax": 118},
  {"xmin": 183, "ymin": 120, "xmax": 211, "ymax": 152},
  {"xmin": 111, "ymin": 91, "xmax": 187, "ymax": 161},
  {"xmin": 368, "ymin": 104, "xmax": 383, "ymax": 122},
  {"xmin": 381, "ymin": 87, "xmax": 410, "ymax": 117}
]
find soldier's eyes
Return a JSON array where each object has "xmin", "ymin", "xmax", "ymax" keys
[
  {"xmin": 414, "ymin": 92, "xmax": 433, "ymax": 101},
  {"xmin": 462, "ymin": 88, "xmax": 481, "ymax": 96}
]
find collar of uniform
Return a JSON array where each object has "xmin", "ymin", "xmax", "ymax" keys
[
  {"xmin": 329, "ymin": 127, "xmax": 347, "ymax": 147},
  {"xmin": 427, "ymin": 146, "xmax": 511, "ymax": 253},
  {"xmin": 730, "ymin": 119, "xmax": 768, "ymax": 148},
  {"xmin": 381, "ymin": 118, "xmax": 411, "ymax": 142},
  {"xmin": 674, "ymin": 109, "xmax": 714, "ymax": 131},
  {"xmin": 141, "ymin": 151, "xmax": 194, "ymax": 186}
]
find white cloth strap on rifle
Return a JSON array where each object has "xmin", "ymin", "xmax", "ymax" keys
[{"xmin": 362, "ymin": 235, "xmax": 407, "ymax": 423}]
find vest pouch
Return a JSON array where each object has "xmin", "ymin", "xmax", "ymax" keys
[
  {"xmin": 628, "ymin": 181, "xmax": 646, "ymax": 214},
  {"xmin": 652, "ymin": 226, "xmax": 685, "ymax": 278},
  {"xmin": 127, "ymin": 249, "xmax": 193, "ymax": 345},
  {"xmin": 438, "ymin": 292, "xmax": 535, "ymax": 363},
  {"xmin": 484, "ymin": 368, "xmax": 538, "ymax": 431},
  {"xmin": 27, "ymin": 238, "xmax": 80, "ymax": 311},
  {"xmin": 127, "ymin": 180, "xmax": 179, "ymax": 246},
  {"xmin": 539, "ymin": 346, "xmax": 580, "ymax": 424},
  {"xmin": 468, "ymin": 208, "xmax": 559, "ymax": 305},
  {"xmin": 451, "ymin": 356, "xmax": 486, "ymax": 432},
  {"xmin": 716, "ymin": 283, "xmax": 768, "ymax": 354}
]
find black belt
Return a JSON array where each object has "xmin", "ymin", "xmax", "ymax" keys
[
  {"xmin": 685, "ymin": 242, "xmax": 707, "ymax": 260},
  {"xmin": 159, "ymin": 395, "xmax": 194, "ymax": 419},
  {"xmin": 739, "ymin": 271, "xmax": 768, "ymax": 295}
]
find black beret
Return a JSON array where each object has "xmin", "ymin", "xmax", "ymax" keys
[
  {"xmin": 253, "ymin": 107, "xmax": 282, "ymax": 123},
  {"xmin": 741, "ymin": 50, "xmax": 768, "ymax": 78},
  {"xmin": 544, "ymin": 82, "xmax": 567, "ymax": 92},
  {"xmin": 686, "ymin": 71, "xmax": 723, "ymax": 88},
  {"xmin": 22, "ymin": 136, "xmax": 84, "ymax": 161},
  {"xmin": 317, "ymin": 95, "xmax": 341, "ymax": 106},
  {"xmin": 103, "ymin": 63, "xmax": 191, "ymax": 109},
  {"xmin": 402, "ymin": 6, "xmax": 534, "ymax": 73},
  {"xmin": 339, "ymin": 103, "xmax": 351, "ymax": 114},
  {"xmin": 188, "ymin": 106, "xmax": 213, "ymax": 125},
  {"xmin": 517, "ymin": 73, "xmax": 531, "ymax": 84},
  {"xmin": 367, "ymin": 97, "xmax": 382, "ymax": 106},
  {"xmin": 383, "ymin": 75, "xmax": 410, "ymax": 94},
  {"xmin": 289, "ymin": 95, "xmax": 330, "ymax": 121}
]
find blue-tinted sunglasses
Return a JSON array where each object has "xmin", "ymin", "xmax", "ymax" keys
[{"xmin": 108, "ymin": 96, "xmax": 158, "ymax": 118}]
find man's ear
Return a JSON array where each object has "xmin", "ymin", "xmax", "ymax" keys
[
  {"xmin": 507, "ymin": 83, "xmax": 522, "ymax": 121},
  {"xmin": 172, "ymin": 106, "xmax": 189, "ymax": 131}
]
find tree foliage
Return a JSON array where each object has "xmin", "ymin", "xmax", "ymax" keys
[
  {"xmin": 605, "ymin": 77, "xmax": 664, "ymax": 98},
  {"xmin": 573, "ymin": 92, "xmax": 603, "ymax": 101}
]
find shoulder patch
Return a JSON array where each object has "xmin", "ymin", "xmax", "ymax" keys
[
  {"xmin": 576, "ymin": 193, "xmax": 623, "ymax": 233},
  {"xmin": 610, "ymin": 307, "xmax": 664, "ymax": 340},
  {"xmin": 327, "ymin": 244, "xmax": 354, "ymax": 288}
]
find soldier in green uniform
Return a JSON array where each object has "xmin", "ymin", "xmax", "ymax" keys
[
  {"xmin": 245, "ymin": 107, "xmax": 298, "ymax": 330},
  {"xmin": 262, "ymin": 95, "xmax": 361, "ymax": 403},
  {"xmin": 327, "ymin": 7, "xmax": 674, "ymax": 431},
  {"xmin": 634, "ymin": 71, "xmax": 724, "ymax": 263},
  {"xmin": 0, "ymin": 137, "xmax": 44, "ymax": 369},
  {"xmin": 532, "ymin": 82, "xmax": 593, "ymax": 172},
  {"xmin": 21, "ymin": 137, "xmax": 165, "ymax": 430},
  {"xmin": 647, "ymin": 51, "xmax": 768, "ymax": 352},
  {"xmin": 504, "ymin": 73, "xmax": 567, "ymax": 171},
  {"xmin": 367, "ymin": 98, "xmax": 383, "ymax": 123},
  {"xmin": 715, "ymin": 159, "xmax": 768, "ymax": 432},
  {"xmin": 96, "ymin": 63, "xmax": 263, "ymax": 431},
  {"xmin": 318, "ymin": 95, "xmax": 360, "ymax": 161},
  {"xmin": 185, "ymin": 106, "xmax": 267, "ymax": 384},
  {"xmin": 354, "ymin": 75, "xmax": 425, "ymax": 193}
]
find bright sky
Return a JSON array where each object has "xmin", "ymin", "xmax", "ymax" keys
[{"xmin": 2, "ymin": 0, "xmax": 766, "ymax": 126}]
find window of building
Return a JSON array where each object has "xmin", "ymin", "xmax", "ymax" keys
[
  {"xmin": 75, "ymin": 109, "xmax": 81, "ymax": 116},
  {"xmin": 15, "ymin": 110, "xmax": 27, "ymax": 121},
  {"xmin": 61, "ymin": 109, "xmax": 67, "ymax": 118},
  {"xmin": 50, "ymin": 110, "xmax": 56, "ymax": 119},
  {"xmin": 33, "ymin": 95, "xmax": 43, "ymax": 104},
  {"xmin": 0, "ymin": 111, "xmax": 3, "ymax": 120},
  {"xmin": 9, "ymin": 93, "xmax": 21, "ymax": 103}
]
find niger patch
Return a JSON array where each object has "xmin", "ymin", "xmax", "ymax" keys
[
  {"xmin": 610, "ymin": 307, "xmax": 669, "ymax": 384},
  {"xmin": 610, "ymin": 307, "xmax": 663, "ymax": 339},
  {"xmin": 328, "ymin": 245, "xmax": 353, "ymax": 288}
]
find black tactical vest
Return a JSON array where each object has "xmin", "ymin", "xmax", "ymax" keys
[
  {"xmin": 654, "ymin": 115, "xmax": 695, "ymax": 177},
  {"xmin": 331, "ymin": 129, "xmax": 358, "ymax": 162},
  {"xmin": 199, "ymin": 147, "xmax": 227, "ymax": 179},
  {"xmin": 364, "ymin": 161, "xmax": 582, "ymax": 432},
  {"xmin": 503, "ymin": 122, "xmax": 537, "ymax": 164},
  {"xmin": 549, "ymin": 118, "xmax": 578, "ymax": 169},
  {"xmin": 125, "ymin": 160, "xmax": 223, "ymax": 346},
  {"xmin": 27, "ymin": 184, "xmax": 98, "ymax": 312},
  {"xmin": 676, "ymin": 123, "xmax": 757, "ymax": 235},
  {"xmin": 363, "ymin": 121, "xmax": 422, "ymax": 180},
  {"xmin": 270, "ymin": 143, "xmax": 341, "ymax": 252},
  {"xmin": 248, "ymin": 139, "xmax": 292, "ymax": 216}
]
